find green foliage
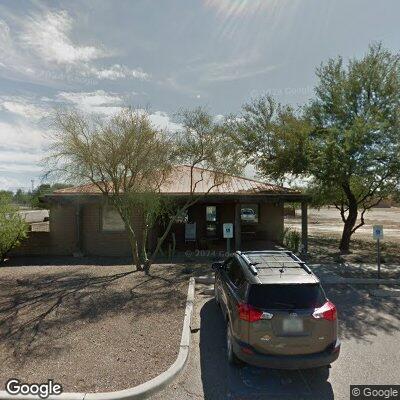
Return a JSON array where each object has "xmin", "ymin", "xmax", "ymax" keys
[
  {"xmin": 304, "ymin": 43, "xmax": 400, "ymax": 207},
  {"xmin": 30, "ymin": 183, "xmax": 70, "ymax": 209},
  {"xmin": 0, "ymin": 193, "xmax": 28, "ymax": 263},
  {"xmin": 13, "ymin": 189, "xmax": 31, "ymax": 207},
  {"xmin": 282, "ymin": 228, "xmax": 301, "ymax": 253},
  {"xmin": 234, "ymin": 43, "xmax": 400, "ymax": 251},
  {"xmin": 0, "ymin": 190, "xmax": 13, "ymax": 203},
  {"xmin": 12, "ymin": 184, "xmax": 69, "ymax": 209}
]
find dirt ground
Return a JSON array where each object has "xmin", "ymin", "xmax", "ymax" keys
[
  {"xmin": 0, "ymin": 259, "xmax": 208, "ymax": 392},
  {"xmin": 285, "ymin": 207, "xmax": 400, "ymax": 277}
]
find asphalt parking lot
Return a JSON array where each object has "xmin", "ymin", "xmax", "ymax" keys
[{"xmin": 150, "ymin": 283, "xmax": 400, "ymax": 400}]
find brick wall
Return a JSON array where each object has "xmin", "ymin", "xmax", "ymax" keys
[
  {"xmin": 81, "ymin": 204, "xmax": 143, "ymax": 257},
  {"xmin": 10, "ymin": 200, "xmax": 284, "ymax": 257},
  {"xmin": 10, "ymin": 204, "xmax": 77, "ymax": 256}
]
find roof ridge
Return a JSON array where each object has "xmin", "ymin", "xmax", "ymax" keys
[{"xmin": 180, "ymin": 164, "xmax": 295, "ymax": 192}]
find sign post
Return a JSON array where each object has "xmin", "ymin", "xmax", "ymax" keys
[
  {"xmin": 223, "ymin": 223, "xmax": 234, "ymax": 254},
  {"xmin": 373, "ymin": 225, "xmax": 383, "ymax": 279}
]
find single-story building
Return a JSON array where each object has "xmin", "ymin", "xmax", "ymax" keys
[{"xmin": 39, "ymin": 165, "xmax": 309, "ymax": 257}]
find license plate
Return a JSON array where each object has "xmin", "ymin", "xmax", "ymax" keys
[{"xmin": 282, "ymin": 318, "xmax": 304, "ymax": 333}]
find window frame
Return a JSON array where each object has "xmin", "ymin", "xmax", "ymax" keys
[
  {"xmin": 100, "ymin": 205, "xmax": 126, "ymax": 233},
  {"xmin": 205, "ymin": 205, "xmax": 218, "ymax": 238}
]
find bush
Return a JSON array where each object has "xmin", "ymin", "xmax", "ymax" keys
[
  {"xmin": 282, "ymin": 227, "xmax": 301, "ymax": 253},
  {"xmin": 0, "ymin": 194, "xmax": 28, "ymax": 263}
]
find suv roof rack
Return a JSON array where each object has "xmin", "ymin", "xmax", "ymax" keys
[{"xmin": 236, "ymin": 250, "xmax": 312, "ymax": 276}]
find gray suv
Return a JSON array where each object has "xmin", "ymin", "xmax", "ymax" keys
[{"xmin": 213, "ymin": 250, "xmax": 340, "ymax": 370}]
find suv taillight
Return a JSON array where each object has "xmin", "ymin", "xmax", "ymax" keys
[
  {"xmin": 238, "ymin": 303, "xmax": 263, "ymax": 322},
  {"xmin": 313, "ymin": 301, "xmax": 337, "ymax": 321}
]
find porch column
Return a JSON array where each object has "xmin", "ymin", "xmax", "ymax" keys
[
  {"xmin": 301, "ymin": 200, "xmax": 308, "ymax": 256},
  {"xmin": 235, "ymin": 203, "xmax": 241, "ymax": 251}
]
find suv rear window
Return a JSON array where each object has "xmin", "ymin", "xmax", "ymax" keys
[{"xmin": 248, "ymin": 284, "xmax": 326, "ymax": 310}]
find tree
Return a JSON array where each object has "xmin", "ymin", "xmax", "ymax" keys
[
  {"xmin": 30, "ymin": 183, "xmax": 70, "ymax": 209},
  {"xmin": 47, "ymin": 108, "xmax": 173, "ymax": 271},
  {"xmin": 47, "ymin": 106, "xmax": 244, "ymax": 273},
  {"xmin": 13, "ymin": 189, "xmax": 31, "ymax": 207},
  {"xmin": 0, "ymin": 193, "xmax": 28, "ymax": 263},
  {"xmin": 146, "ymin": 107, "xmax": 245, "ymax": 267},
  {"xmin": 233, "ymin": 43, "xmax": 400, "ymax": 253}
]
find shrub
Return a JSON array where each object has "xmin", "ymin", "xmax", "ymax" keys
[
  {"xmin": 0, "ymin": 193, "xmax": 28, "ymax": 263},
  {"xmin": 283, "ymin": 227, "xmax": 301, "ymax": 253}
]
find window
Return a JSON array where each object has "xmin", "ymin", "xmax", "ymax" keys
[
  {"xmin": 248, "ymin": 284, "xmax": 326, "ymax": 310},
  {"xmin": 240, "ymin": 204, "xmax": 259, "ymax": 224},
  {"xmin": 206, "ymin": 206, "xmax": 217, "ymax": 222},
  {"xmin": 102, "ymin": 205, "xmax": 125, "ymax": 232},
  {"xmin": 206, "ymin": 205, "xmax": 217, "ymax": 237},
  {"xmin": 226, "ymin": 259, "xmax": 245, "ymax": 288},
  {"xmin": 176, "ymin": 209, "xmax": 188, "ymax": 223}
]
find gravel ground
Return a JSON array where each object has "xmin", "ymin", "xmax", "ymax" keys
[
  {"xmin": 285, "ymin": 207, "xmax": 400, "ymax": 276},
  {"xmin": 0, "ymin": 259, "xmax": 207, "ymax": 392}
]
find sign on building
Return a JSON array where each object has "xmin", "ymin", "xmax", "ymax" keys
[{"xmin": 223, "ymin": 223, "xmax": 234, "ymax": 239}]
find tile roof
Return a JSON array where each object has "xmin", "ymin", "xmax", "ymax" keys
[{"xmin": 53, "ymin": 165, "xmax": 300, "ymax": 196}]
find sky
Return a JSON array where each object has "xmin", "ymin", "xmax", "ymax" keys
[{"xmin": 0, "ymin": 0, "xmax": 399, "ymax": 191}]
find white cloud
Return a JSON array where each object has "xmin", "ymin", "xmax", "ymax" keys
[
  {"xmin": 20, "ymin": 11, "xmax": 103, "ymax": 65},
  {"xmin": 149, "ymin": 111, "xmax": 182, "ymax": 132},
  {"xmin": 0, "ymin": 121, "xmax": 45, "ymax": 152},
  {"xmin": 0, "ymin": 96, "xmax": 48, "ymax": 120},
  {"xmin": 0, "ymin": 11, "xmax": 149, "ymax": 85},
  {"xmin": 57, "ymin": 90, "xmax": 123, "ymax": 115},
  {"xmin": 0, "ymin": 176, "xmax": 24, "ymax": 191},
  {"xmin": 88, "ymin": 64, "xmax": 149, "ymax": 81},
  {"xmin": 0, "ymin": 122, "xmax": 46, "ymax": 188}
]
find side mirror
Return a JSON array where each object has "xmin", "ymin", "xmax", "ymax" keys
[{"xmin": 212, "ymin": 262, "xmax": 223, "ymax": 271}]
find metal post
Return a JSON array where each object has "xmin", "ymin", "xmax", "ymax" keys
[
  {"xmin": 377, "ymin": 238, "xmax": 381, "ymax": 279},
  {"xmin": 235, "ymin": 203, "xmax": 241, "ymax": 251},
  {"xmin": 301, "ymin": 201, "xmax": 308, "ymax": 256},
  {"xmin": 227, "ymin": 238, "xmax": 231, "ymax": 255}
]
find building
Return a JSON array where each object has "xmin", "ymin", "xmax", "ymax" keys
[{"xmin": 27, "ymin": 166, "xmax": 308, "ymax": 257}]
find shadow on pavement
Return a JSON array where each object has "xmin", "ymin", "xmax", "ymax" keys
[
  {"xmin": 324, "ymin": 284, "xmax": 400, "ymax": 341},
  {"xmin": 199, "ymin": 299, "xmax": 334, "ymax": 400}
]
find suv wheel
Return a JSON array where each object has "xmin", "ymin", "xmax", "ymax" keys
[{"xmin": 226, "ymin": 322, "xmax": 242, "ymax": 366}]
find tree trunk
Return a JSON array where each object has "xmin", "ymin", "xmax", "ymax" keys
[
  {"xmin": 339, "ymin": 184, "xmax": 358, "ymax": 254},
  {"xmin": 141, "ymin": 225, "xmax": 150, "ymax": 274},
  {"xmin": 129, "ymin": 236, "xmax": 142, "ymax": 270},
  {"xmin": 145, "ymin": 216, "xmax": 177, "ymax": 274}
]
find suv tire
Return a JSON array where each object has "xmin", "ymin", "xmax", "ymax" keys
[{"xmin": 226, "ymin": 322, "xmax": 242, "ymax": 366}]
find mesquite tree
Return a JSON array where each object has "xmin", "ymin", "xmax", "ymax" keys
[
  {"xmin": 47, "ymin": 108, "xmax": 173, "ymax": 271},
  {"xmin": 233, "ymin": 43, "xmax": 400, "ymax": 253}
]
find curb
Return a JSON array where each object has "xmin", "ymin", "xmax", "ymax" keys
[
  {"xmin": 0, "ymin": 278, "xmax": 196, "ymax": 400},
  {"xmin": 196, "ymin": 276, "xmax": 214, "ymax": 285}
]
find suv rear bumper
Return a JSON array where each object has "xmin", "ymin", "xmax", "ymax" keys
[{"xmin": 233, "ymin": 339, "xmax": 341, "ymax": 370}]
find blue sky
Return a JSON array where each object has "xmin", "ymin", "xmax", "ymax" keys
[{"xmin": 0, "ymin": 0, "xmax": 399, "ymax": 190}]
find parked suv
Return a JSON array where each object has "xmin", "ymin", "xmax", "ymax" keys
[{"xmin": 213, "ymin": 250, "xmax": 340, "ymax": 370}]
